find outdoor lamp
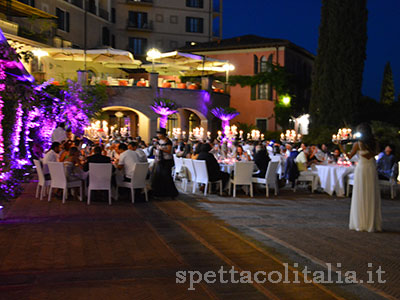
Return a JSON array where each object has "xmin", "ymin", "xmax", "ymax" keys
[
  {"xmin": 282, "ymin": 96, "xmax": 291, "ymax": 106},
  {"xmin": 32, "ymin": 49, "xmax": 48, "ymax": 72},
  {"xmin": 147, "ymin": 48, "xmax": 161, "ymax": 72},
  {"xmin": 223, "ymin": 63, "xmax": 235, "ymax": 86}
]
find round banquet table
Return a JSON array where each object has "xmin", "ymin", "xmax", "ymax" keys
[{"xmin": 315, "ymin": 164, "xmax": 355, "ymax": 197}]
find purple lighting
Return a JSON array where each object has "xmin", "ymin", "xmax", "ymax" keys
[
  {"xmin": 211, "ymin": 107, "xmax": 239, "ymax": 129},
  {"xmin": 150, "ymin": 98, "xmax": 178, "ymax": 129}
]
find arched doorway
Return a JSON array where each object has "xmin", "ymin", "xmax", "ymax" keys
[
  {"xmin": 178, "ymin": 108, "xmax": 208, "ymax": 135},
  {"xmin": 102, "ymin": 106, "xmax": 151, "ymax": 142}
]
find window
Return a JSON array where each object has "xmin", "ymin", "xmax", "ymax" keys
[
  {"xmin": 170, "ymin": 15, "xmax": 178, "ymax": 24},
  {"xmin": 128, "ymin": 11, "xmax": 148, "ymax": 29},
  {"xmin": 212, "ymin": 16, "xmax": 220, "ymax": 37},
  {"xmin": 111, "ymin": 8, "xmax": 116, "ymax": 23},
  {"xmin": 102, "ymin": 27, "xmax": 110, "ymax": 46},
  {"xmin": 56, "ymin": 8, "xmax": 70, "ymax": 32},
  {"xmin": 260, "ymin": 56, "xmax": 268, "ymax": 72},
  {"xmin": 18, "ymin": 0, "xmax": 35, "ymax": 6},
  {"xmin": 256, "ymin": 119, "xmax": 268, "ymax": 133},
  {"xmin": 128, "ymin": 37, "xmax": 147, "ymax": 55},
  {"xmin": 186, "ymin": 17, "xmax": 203, "ymax": 33},
  {"xmin": 87, "ymin": 0, "xmax": 96, "ymax": 14},
  {"xmin": 258, "ymin": 84, "xmax": 268, "ymax": 99},
  {"xmin": 253, "ymin": 55, "xmax": 258, "ymax": 74},
  {"xmin": 186, "ymin": 0, "xmax": 203, "ymax": 8}
]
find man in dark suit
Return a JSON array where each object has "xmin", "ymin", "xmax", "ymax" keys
[
  {"xmin": 253, "ymin": 145, "xmax": 271, "ymax": 178},
  {"xmin": 83, "ymin": 146, "xmax": 111, "ymax": 172},
  {"xmin": 197, "ymin": 143, "xmax": 229, "ymax": 190}
]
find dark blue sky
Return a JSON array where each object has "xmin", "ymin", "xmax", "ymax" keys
[{"xmin": 223, "ymin": 0, "xmax": 400, "ymax": 100}]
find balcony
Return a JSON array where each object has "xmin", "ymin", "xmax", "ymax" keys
[
  {"xmin": 71, "ymin": 0, "xmax": 83, "ymax": 9},
  {"xmin": 99, "ymin": 8, "xmax": 109, "ymax": 20},
  {"xmin": 126, "ymin": 0, "xmax": 153, "ymax": 6},
  {"xmin": 126, "ymin": 20, "xmax": 153, "ymax": 32}
]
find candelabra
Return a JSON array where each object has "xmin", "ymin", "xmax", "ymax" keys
[
  {"xmin": 332, "ymin": 128, "xmax": 352, "ymax": 144},
  {"xmin": 84, "ymin": 120, "xmax": 109, "ymax": 140},
  {"xmin": 280, "ymin": 130, "xmax": 302, "ymax": 143}
]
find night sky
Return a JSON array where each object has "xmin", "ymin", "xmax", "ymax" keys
[{"xmin": 223, "ymin": 0, "xmax": 400, "ymax": 101}]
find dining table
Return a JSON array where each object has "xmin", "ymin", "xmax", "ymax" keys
[{"xmin": 315, "ymin": 164, "xmax": 355, "ymax": 197}]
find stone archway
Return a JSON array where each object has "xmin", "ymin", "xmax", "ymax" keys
[
  {"xmin": 178, "ymin": 108, "xmax": 208, "ymax": 134},
  {"xmin": 102, "ymin": 106, "xmax": 151, "ymax": 142}
]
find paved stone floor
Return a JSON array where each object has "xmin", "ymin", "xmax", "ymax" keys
[{"xmin": 0, "ymin": 180, "xmax": 398, "ymax": 299}]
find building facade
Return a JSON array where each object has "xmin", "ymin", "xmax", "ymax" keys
[
  {"xmin": 0, "ymin": 0, "xmax": 222, "ymax": 58},
  {"xmin": 180, "ymin": 35, "xmax": 314, "ymax": 132}
]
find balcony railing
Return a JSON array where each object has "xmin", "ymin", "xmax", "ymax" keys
[
  {"xmin": 99, "ymin": 8, "xmax": 109, "ymax": 20},
  {"xmin": 71, "ymin": 0, "xmax": 83, "ymax": 9},
  {"xmin": 127, "ymin": 20, "xmax": 153, "ymax": 31},
  {"xmin": 85, "ymin": 0, "xmax": 97, "ymax": 14},
  {"xmin": 126, "ymin": 0, "xmax": 153, "ymax": 5}
]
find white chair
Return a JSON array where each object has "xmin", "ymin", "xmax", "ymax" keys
[
  {"xmin": 346, "ymin": 173, "xmax": 354, "ymax": 197},
  {"xmin": 116, "ymin": 162, "xmax": 149, "ymax": 203},
  {"xmin": 229, "ymin": 162, "xmax": 255, "ymax": 197},
  {"xmin": 87, "ymin": 163, "xmax": 112, "ymax": 205},
  {"xmin": 34, "ymin": 159, "xmax": 51, "ymax": 200},
  {"xmin": 379, "ymin": 179, "xmax": 398, "ymax": 199},
  {"xmin": 347, "ymin": 172, "xmax": 398, "ymax": 199},
  {"xmin": 294, "ymin": 165, "xmax": 319, "ymax": 193},
  {"xmin": 173, "ymin": 155, "xmax": 184, "ymax": 181},
  {"xmin": 47, "ymin": 162, "xmax": 82, "ymax": 204},
  {"xmin": 252, "ymin": 161, "xmax": 280, "ymax": 197},
  {"xmin": 182, "ymin": 158, "xmax": 196, "ymax": 192},
  {"xmin": 192, "ymin": 160, "xmax": 222, "ymax": 196}
]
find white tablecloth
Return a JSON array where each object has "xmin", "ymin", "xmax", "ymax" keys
[{"xmin": 315, "ymin": 165, "xmax": 355, "ymax": 197}]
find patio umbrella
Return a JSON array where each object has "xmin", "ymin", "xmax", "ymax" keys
[
  {"xmin": 41, "ymin": 48, "xmax": 89, "ymax": 61},
  {"xmin": 86, "ymin": 49, "xmax": 135, "ymax": 64},
  {"xmin": 145, "ymin": 51, "xmax": 228, "ymax": 76}
]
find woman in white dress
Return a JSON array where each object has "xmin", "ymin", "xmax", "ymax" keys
[{"xmin": 339, "ymin": 123, "xmax": 382, "ymax": 232}]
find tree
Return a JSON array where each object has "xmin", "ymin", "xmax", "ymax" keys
[
  {"xmin": 309, "ymin": 0, "xmax": 368, "ymax": 130},
  {"xmin": 380, "ymin": 62, "xmax": 395, "ymax": 105}
]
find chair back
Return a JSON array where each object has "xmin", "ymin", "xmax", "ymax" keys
[
  {"xmin": 183, "ymin": 158, "xmax": 196, "ymax": 181},
  {"xmin": 34, "ymin": 159, "xmax": 46, "ymax": 185},
  {"xmin": 48, "ymin": 162, "xmax": 67, "ymax": 188},
  {"xmin": 192, "ymin": 160, "xmax": 209, "ymax": 184},
  {"xmin": 265, "ymin": 161, "xmax": 279, "ymax": 185},
  {"xmin": 233, "ymin": 161, "xmax": 254, "ymax": 185},
  {"xmin": 88, "ymin": 163, "xmax": 112, "ymax": 189},
  {"xmin": 130, "ymin": 162, "xmax": 149, "ymax": 189},
  {"xmin": 173, "ymin": 155, "xmax": 183, "ymax": 173}
]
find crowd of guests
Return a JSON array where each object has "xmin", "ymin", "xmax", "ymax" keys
[{"xmin": 36, "ymin": 122, "xmax": 398, "ymax": 201}]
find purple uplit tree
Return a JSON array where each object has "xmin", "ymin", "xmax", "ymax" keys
[
  {"xmin": 150, "ymin": 98, "xmax": 178, "ymax": 129},
  {"xmin": 211, "ymin": 107, "xmax": 239, "ymax": 130}
]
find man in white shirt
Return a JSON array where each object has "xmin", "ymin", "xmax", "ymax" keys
[
  {"xmin": 117, "ymin": 143, "xmax": 140, "ymax": 181},
  {"xmin": 43, "ymin": 142, "xmax": 61, "ymax": 178},
  {"xmin": 128, "ymin": 142, "xmax": 148, "ymax": 163},
  {"xmin": 51, "ymin": 123, "xmax": 67, "ymax": 143},
  {"xmin": 295, "ymin": 146, "xmax": 309, "ymax": 172}
]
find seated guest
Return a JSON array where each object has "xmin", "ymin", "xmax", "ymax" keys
[
  {"xmin": 197, "ymin": 143, "xmax": 229, "ymax": 190},
  {"xmin": 116, "ymin": 143, "xmax": 140, "ymax": 181},
  {"xmin": 332, "ymin": 148, "xmax": 342, "ymax": 163},
  {"xmin": 253, "ymin": 145, "xmax": 271, "ymax": 178},
  {"xmin": 128, "ymin": 141, "xmax": 148, "ymax": 162},
  {"xmin": 59, "ymin": 140, "xmax": 73, "ymax": 162},
  {"xmin": 236, "ymin": 145, "xmax": 251, "ymax": 161},
  {"xmin": 191, "ymin": 142, "xmax": 202, "ymax": 160},
  {"xmin": 63, "ymin": 147, "xmax": 86, "ymax": 200},
  {"xmin": 43, "ymin": 142, "xmax": 61, "ymax": 179},
  {"xmin": 309, "ymin": 144, "xmax": 324, "ymax": 164},
  {"xmin": 295, "ymin": 145, "xmax": 310, "ymax": 171},
  {"xmin": 377, "ymin": 145, "xmax": 397, "ymax": 180},
  {"xmin": 83, "ymin": 146, "xmax": 111, "ymax": 172}
]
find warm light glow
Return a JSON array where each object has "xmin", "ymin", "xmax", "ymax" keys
[
  {"xmin": 32, "ymin": 49, "xmax": 48, "ymax": 58},
  {"xmin": 223, "ymin": 63, "xmax": 235, "ymax": 71},
  {"xmin": 282, "ymin": 96, "xmax": 291, "ymax": 106},
  {"xmin": 147, "ymin": 48, "xmax": 161, "ymax": 60}
]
